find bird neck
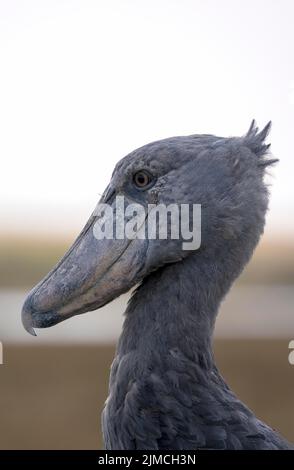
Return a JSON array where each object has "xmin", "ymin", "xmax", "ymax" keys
[
  {"xmin": 117, "ymin": 248, "xmax": 239, "ymax": 375},
  {"xmin": 105, "ymin": 247, "xmax": 259, "ymax": 449}
]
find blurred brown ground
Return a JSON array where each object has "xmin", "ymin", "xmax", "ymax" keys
[
  {"xmin": 1, "ymin": 236, "xmax": 293, "ymax": 448},
  {"xmin": 0, "ymin": 340, "xmax": 293, "ymax": 449}
]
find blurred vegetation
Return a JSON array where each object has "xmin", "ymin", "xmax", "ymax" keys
[
  {"xmin": 0, "ymin": 237, "xmax": 72, "ymax": 288},
  {"xmin": 0, "ymin": 236, "xmax": 293, "ymax": 288}
]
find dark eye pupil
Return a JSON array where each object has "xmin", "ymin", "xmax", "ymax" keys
[
  {"xmin": 137, "ymin": 174, "xmax": 146, "ymax": 185},
  {"xmin": 134, "ymin": 171, "xmax": 151, "ymax": 188}
]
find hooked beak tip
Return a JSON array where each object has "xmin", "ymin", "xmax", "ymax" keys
[
  {"xmin": 21, "ymin": 300, "xmax": 37, "ymax": 337},
  {"xmin": 23, "ymin": 319, "xmax": 37, "ymax": 336},
  {"xmin": 27, "ymin": 325, "xmax": 37, "ymax": 337},
  {"xmin": 28, "ymin": 327, "xmax": 37, "ymax": 337}
]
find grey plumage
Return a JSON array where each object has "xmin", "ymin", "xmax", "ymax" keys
[
  {"xmin": 22, "ymin": 121, "xmax": 292, "ymax": 450},
  {"xmin": 103, "ymin": 121, "xmax": 290, "ymax": 450}
]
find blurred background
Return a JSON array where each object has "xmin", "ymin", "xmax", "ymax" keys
[{"xmin": 0, "ymin": 0, "xmax": 294, "ymax": 449}]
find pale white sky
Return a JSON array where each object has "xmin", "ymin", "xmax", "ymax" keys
[{"xmin": 0, "ymin": 0, "xmax": 293, "ymax": 237}]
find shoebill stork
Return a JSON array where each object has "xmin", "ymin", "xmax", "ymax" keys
[{"xmin": 22, "ymin": 121, "xmax": 292, "ymax": 450}]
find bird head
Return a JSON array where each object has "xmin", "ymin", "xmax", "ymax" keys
[{"xmin": 22, "ymin": 121, "xmax": 276, "ymax": 335}]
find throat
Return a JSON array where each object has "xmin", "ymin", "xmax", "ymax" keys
[
  {"xmin": 104, "ymin": 253, "xmax": 253, "ymax": 450},
  {"xmin": 117, "ymin": 254, "xmax": 224, "ymax": 376}
]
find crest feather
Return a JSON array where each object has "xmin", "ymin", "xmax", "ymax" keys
[{"xmin": 244, "ymin": 120, "xmax": 278, "ymax": 167}]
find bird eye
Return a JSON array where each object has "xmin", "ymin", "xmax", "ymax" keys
[{"xmin": 133, "ymin": 170, "xmax": 153, "ymax": 189}]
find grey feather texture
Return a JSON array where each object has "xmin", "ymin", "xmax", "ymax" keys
[
  {"xmin": 21, "ymin": 121, "xmax": 291, "ymax": 450},
  {"xmin": 101, "ymin": 122, "xmax": 292, "ymax": 450}
]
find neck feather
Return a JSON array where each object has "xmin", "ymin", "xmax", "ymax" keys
[
  {"xmin": 103, "ymin": 244, "xmax": 268, "ymax": 450},
  {"xmin": 117, "ymin": 248, "xmax": 239, "ymax": 370}
]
